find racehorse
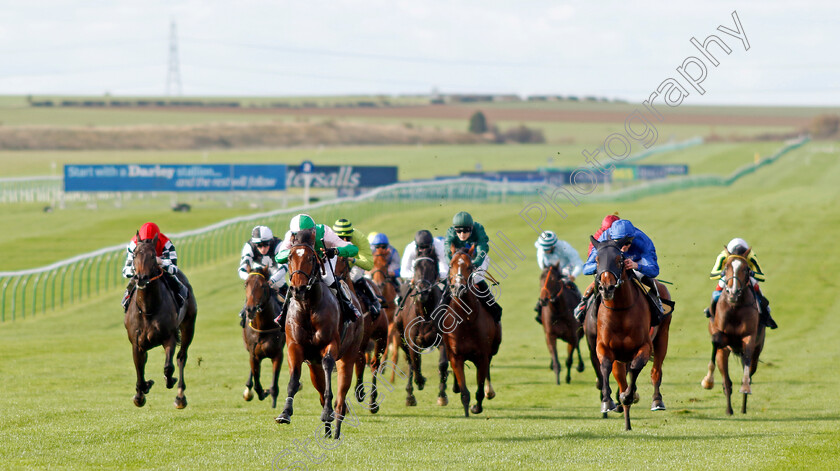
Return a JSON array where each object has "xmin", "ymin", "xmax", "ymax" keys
[
  {"xmin": 538, "ymin": 265, "xmax": 585, "ymax": 385},
  {"xmin": 393, "ymin": 250, "xmax": 450, "ymax": 407},
  {"xmin": 333, "ymin": 256, "xmax": 389, "ymax": 414},
  {"xmin": 587, "ymin": 236, "xmax": 672, "ymax": 430},
  {"xmin": 700, "ymin": 249, "xmax": 766, "ymax": 415},
  {"xmin": 241, "ymin": 264, "xmax": 285, "ymax": 408},
  {"xmin": 370, "ymin": 247, "xmax": 402, "ymax": 383},
  {"xmin": 275, "ymin": 229, "xmax": 364, "ymax": 439},
  {"xmin": 443, "ymin": 246, "xmax": 502, "ymax": 417},
  {"xmin": 124, "ymin": 233, "xmax": 197, "ymax": 409}
]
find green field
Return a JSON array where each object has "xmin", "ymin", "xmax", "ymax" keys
[{"xmin": 2, "ymin": 141, "xmax": 839, "ymax": 469}]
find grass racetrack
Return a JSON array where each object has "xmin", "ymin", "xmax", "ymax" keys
[{"xmin": 1, "ymin": 141, "xmax": 840, "ymax": 470}]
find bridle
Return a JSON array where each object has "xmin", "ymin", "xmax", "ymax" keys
[
  {"xmin": 134, "ymin": 242, "xmax": 164, "ymax": 290},
  {"xmin": 288, "ymin": 243, "xmax": 322, "ymax": 294},
  {"xmin": 244, "ymin": 271, "xmax": 270, "ymax": 317},
  {"xmin": 722, "ymin": 254, "xmax": 750, "ymax": 302},
  {"xmin": 596, "ymin": 244, "xmax": 636, "ymax": 310},
  {"xmin": 540, "ymin": 265, "xmax": 566, "ymax": 306},
  {"xmin": 448, "ymin": 252, "xmax": 474, "ymax": 296}
]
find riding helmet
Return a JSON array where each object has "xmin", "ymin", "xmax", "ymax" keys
[
  {"xmin": 452, "ymin": 211, "xmax": 473, "ymax": 228},
  {"xmin": 250, "ymin": 225, "xmax": 274, "ymax": 244},
  {"xmin": 538, "ymin": 230, "xmax": 558, "ymax": 248},
  {"xmin": 371, "ymin": 233, "xmax": 389, "ymax": 246},
  {"xmin": 415, "ymin": 230, "xmax": 434, "ymax": 248},
  {"xmin": 290, "ymin": 214, "xmax": 315, "ymax": 232},
  {"xmin": 333, "ymin": 218, "xmax": 353, "ymax": 237}
]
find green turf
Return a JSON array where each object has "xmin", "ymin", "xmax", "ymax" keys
[{"xmin": 1, "ymin": 142, "xmax": 840, "ymax": 469}]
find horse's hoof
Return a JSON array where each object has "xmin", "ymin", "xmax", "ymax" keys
[
  {"xmin": 615, "ymin": 405, "xmax": 624, "ymax": 413},
  {"xmin": 166, "ymin": 376, "xmax": 177, "ymax": 389},
  {"xmin": 701, "ymin": 377, "xmax": 714, "ymax": 389},
  {"xmin": 142, "ymin": 380, "xmax": 154, "ymax": 394},
  {"xmin": 485, "ymin": 387, "xmax": 495, "ymax": 400},
  {"xmin": 416, "ymin": 375, "xmax": 426, "ymax": 391},
  {"xmin": 565, "ymin": 376, "xmax": 571, "ymax": 384},
  {"xmin": 133, "ymin": 395, "xmax": 146, "ymax": 408},
  {"xmin": 437, "ymin": 395, "xmax": 449, "ymax": 407},
  {"xmin": 601, "ymin": 401, "xmax": 615, "ymax": 414},
  {"xmin": 739, "ymin": 386, "xmax": 752, "ymax": 395},
  {"xmin": 370, "ymin": 403, "xmax": 380, "ymax": 414},
  {"xmin": 174, "ymin": 396, "xmax": 187, "ymax": 409},
  {"xmin": 406, "ymin": 395, "xmax": 417, "ymax": 407},
  {"xmin": 470, "ymin": 404, "xmax": 483, "ymax": 415},
  {"xmin": 651, "ymin": 399, "xmax": 666, "ymax": 411},
  {"xmin": 453, "ymin": 383, "xmax": 460, "ymax": 394},
  {"xmin": 576, "ymin": 363, "xmax": 585, "ymax": 373},
  {"xmin": 276, "ymin": 412, "xmax": 292, "ymax": 424},
  {"xmin": 258, "ymin": 390, "xmax": 270, "ymax": 401},
  {"xmin": 355, "ymin": 387, "xmax": 365, "ymax": 403},
  {"xmin": 243, "ymin": 388, "xmax": 254, "ymax": 401},
  {"xmin": 633, "ymin": 392, "xmax": 640, "ymax": 404}
]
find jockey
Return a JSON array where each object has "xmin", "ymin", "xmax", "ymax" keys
[
  {"xmin": 576, "ymin": 219, "xmax": 665, "ymax": 326},
  {"xmin": 274, "ymin": 214, "xmax": 362, "ymax": 325},
  {"xmin": 236, "ymin": 225, "xmax": 289, "ymax": 328},
  {"xmin": 443, "ymin": 211, "xmax": 502, "ymax": 323},
  {"xmin": 121, "ymin": 222, "xmax": 188, "ymax": 315},
  {"xmin": 705, "ymin": 237, "xmax": 777, "ymax": 329},
  {"xmin": 370, "ymin": 232, "xmax": 402, "ymax": 291},
  {"xmin": 587, "ymin": 213, "xmax": 620, "ymax": 257},
  {"xmin": 533, "ymin": 230, "xmax": 583, "ymax": 324},
  {"xmin": 332, "ymin": 218, "xmax": 382, "ymax": 318},
  {"xmin": 397, "ymin": 230, "xmax": 449, "ymax": 309}
]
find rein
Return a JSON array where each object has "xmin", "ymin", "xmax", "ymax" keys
[
  {"xmin": 600, "ymin": 271, "xmax": 639, "ymax": 311},
  {"xmin": 248, "ymin": 320, "xmax": 283, "ymax": 333},
  {"xmin": 540, "ymin": 266, "xmax": 566, "ymax": 305}
]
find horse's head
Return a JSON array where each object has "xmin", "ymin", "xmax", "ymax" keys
[
  {"xmin": 333, "ymin": 255, "xmax": 350, "ymax": 279},
  {"xmin": 134, "ymin": 232, "xmax": 162, "ymax": 290},
  {"xmin": 370, "ymin": 248, "xmax": 391, "ymax": 286},
  {"xmin": 591, "ymin": 235, "xmax": 632, "ymax": 301},
  {"xmin": 412, "ymin": 252, "xmax": 438, "ymax": 305},
  {"xmin": 243, "ymin": 264, "xmax": 271, "ymax": 321},
  {"xmin": 539, "ymin": 265, "xmax": 564, "ymax": 306},
  {"xmin": 448, "ymin": 245, "xmax": 475, "ymax": 295},
  {"xmin": 288, "ymin": 229, "xmax": 320, "ymax": 302},
  {"xmin": 722, "ymin": 247, "xmax": 752, "ymax": 304}
]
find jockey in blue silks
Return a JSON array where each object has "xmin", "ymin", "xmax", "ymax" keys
[{"xmin": 575, "ymin": 219, "xmax": 666, "ymax": 326}]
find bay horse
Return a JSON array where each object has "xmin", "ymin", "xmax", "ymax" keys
[
  {"xmin": 333, "ymin": 256, "xmax": 389, "ymax": 414},
  {"xmin": 393, "ymin": 250, "xmax": 450, "ymax": 407},
  {"xmin": 124, "ymin": 233, "xmax": 197, "ymax": 409},
  {"xmin": 241, "ymin": 264, "xmax": 285, "ymax": 408},
  {"xmin": 538, "ymin": 265, "xmax": 585, "ymax": 385},
  {"xmin": 370, "ymin": 247, "xmax": 402, "ymax": 383},
  {"xmin": 275, "ymin": 229, "xmax": 364, "ymax": 439},
  {"xmin": 700, "ymin": 249, "xmax": 765, "ymax": 415},
  {"xmin": 444, "ymin": 246, "xmax": 501, "ymax": 417},
  {"xmin": 588, "ymin": 236, "xmax": 672, "ymax": 430}
]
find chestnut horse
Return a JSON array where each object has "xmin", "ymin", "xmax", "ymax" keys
[
  {"xmin": 275, "ymin": 229, "xmax": 364, "ymax": 439},
  {"xmin": 539, "ymin": 265, "xmax": 585, "ymax": 385},
  {"xmin": 333, "ymin": 257, "xmax": 389, "ymax": 414},
  {"xmin": 241, "ymin": 264, "xmax": 285, "ymax": 408},
  {"xmin": 370, "ymin": 247, "xmax": 402, "ymax": 383},
  {"xmin": 124, "ymin": 233, "xmax": 197, "ymax": 409},
  {"xmin": 700, "ymin": 249, "xmax": 766, "ymax": 415},
  {"xmin": 393, "ymin": 252, "xmax": 450, "ymax": 407},
  {"xmin": 444, "ymin": 247, "xmax": 502, "ymax": 417},
  {"xmin": 588, "ymin": 236, "xmax": 672, "ymax": 430}
]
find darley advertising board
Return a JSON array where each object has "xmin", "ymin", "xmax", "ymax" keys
[{"xmin": 64, "ymin": 164, "xmax": 286, "ymax": 192}]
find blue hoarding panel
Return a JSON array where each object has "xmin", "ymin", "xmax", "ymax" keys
[
  {"xmin": 285, "ymin": 165, "xmax": 397, "ymax": 188},
  {"xmin": 64, "ymin": 164, "xmax": 287, "ymax": 192}
]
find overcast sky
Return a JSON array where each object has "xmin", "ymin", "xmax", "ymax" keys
[{"xmin": 1, "ymin": 1, "xmax": 837, "ymax": 106}]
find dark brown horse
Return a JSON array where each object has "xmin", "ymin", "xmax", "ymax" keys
[
  {"xmin": 539, "ymin": 265, "xmax": 585, "ymax": 385},
  {"xmin": 241, "ymin": 264, "xmax": 285, "ymax": 408},
  {"xmin": 333, "ymin": 256, "xmax": 389, "ymax": 414},
  {"xmin": 700, "ymin": 249, "xmax": 765, "ymax": 415},
  {"xmin": 275, "ymin": 229, "xmax": 363, "ymax": 439},
  {"xmin": 393, "ymin": 251, "xmax": 450, "ymax": 407},
  {"xmin": 124, "ymin": 233, "xmax": 197, "ymax": 409},
  {"xmin": 443, "ymin": 246, "xmax": 502, "ymax": 417},
  {"xmin": 588, "ymin": 236, "xmax": 672, "ymax": 430},
  {"xmin": 370, "ymin": 247, "xmax": 402, "ymax": 383}
]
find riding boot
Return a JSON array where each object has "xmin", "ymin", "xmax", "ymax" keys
[
  {"xmin": 758, "ymin": 293, "xmax": 777, "ymax": 329},
  {"xmin": 239, "ymin": 305, "xmax": 247, "ymax": 328},
  {"xmin": 122, "ymin": 278, "xmax": 137, "ymax": 312},
  {"xmin": 640, "ymin": 275, "xmax": 663, "ymax": 327},
  {"xmin": 534, "ymin": 299, "xmax": 543, "ymax": 324},
  {"xmin": 567, "ymin": 281, "xmax": 582, "ymax": 301},
  {"xmin": 274, "ymin": 297, "xmax": 290, "ymax": 329},
  {"xmin": 357, "ymin": 279, "xmax": 382, "ymax": 320},
  {"xmin": 331, "ymin": 281, "xmax": 361, "ymax": 322},
  {"xmin": 169, "ymin": 274, "xmax": 189, "ymax": 318},
  {"xmin": 474, "ymin": 279, "xmax": 502, "ymax": 323},
  {"xmin": 574, "ymin": 281, "xmax": 596, "ymax": 323}
]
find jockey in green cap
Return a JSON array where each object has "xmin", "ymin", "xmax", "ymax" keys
[
  {"xmin": 274, "ymin": 214, "xmax": 362, "ymax": 326},
  {"xmin": 442, "ymin": 211, "xmax": 502, "ymax": 323},
  {"xmin": 332, "ymin": 218, "xmax": 382, "ymax": 319}
]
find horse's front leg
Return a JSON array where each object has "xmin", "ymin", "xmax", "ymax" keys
[
  {"xmin": 470, "ymin": 357, "xmax": 489, "ymax": 415},
  {"xmin": 739, "ymin": 338, "xmax": 754, "ymax": 395},
  {"xmin": 163, "ymin": 336, "xmax": 177, "ymax": 390},
  {"xmin": 250, "ymin": 353, "xmax": 268, "ymax": 401},
  {"xmin": 575, "ymin": 336, "xmax": 586, "ymax": 373},
  {"xmin": 402, "ymin": 343, "xmax": 417, "ymax": 406},
  {"xmin": 276, "ymin": 344, "xmax": 304, "ymax": 424},
  {"xmin": 270, "ymin": 355, "xmax": 282, "ymax": 408},
  {"xmin": 437, "ymin": 344, "xmax": 449, "ymax": 406},
  {"xmin": 701, "ymin": 342, "xmax": 717, "ymax": 390},
  {"xmin": 244, "ymin": 372, "xmax": 255, "ymax": 401},
  {"xmin": 333, "ymin": 357, "xmax": 357, "ymax": 440},
  {"xmin": 321, "ymin": 352, "xmax": 336, "ymax": 437},
  {"xmin": 716, "ymin": 347, "xmax": 734, "ymax": 415},
  {"xmin": 564, "ymin": 340, "xmax": 575, "ymax": 384},
  {"xmin": 131, "ymin": 344, "xmax": 153, "ymax": 407},
  {"xmin": 354, "ymin": 352, "xmax": 366, "ymax": 403},
  {"xmin": 546, "ymin": 333, "xmax": 561, "ymax": 385},
  {"xmin": 596, "ymin": 344, "xmax": 616, "ymax": 417}
]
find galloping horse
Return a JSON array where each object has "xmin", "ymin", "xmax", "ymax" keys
[
  {"xmin": 370, "ymin": 247, "xmax": 402, "ymax": 383},
  {"xmin": 588, "ymin": 236, "xmax": 672, "ymax": 430},
  {"xmin": 538, "ymin": 265, "xmax": 585, "ymax": 385},
  {"xmin": 444, "ymin": 246, "xmax": 501, "ymax": 417},
  {"xmin": 333, "ymin": 256, "xmax": 389, "ymax": 414},
  {"xmin": 700, "ymin": 248, "xmax": 766, "ymax": 415},
  {"xmin": 241, "ymin": 264, "xmax": 285, "ymax": 408},
  {"xmin": 275, "ymin": 229, "xmax": 364, "ymax": 439},
  {"xmin": 124, "ymin": 233, "xmax": 197, "ymax": 409},
  {"xmin": 394, "ymin": 251, "xmax": 450, "ymax": 407}
]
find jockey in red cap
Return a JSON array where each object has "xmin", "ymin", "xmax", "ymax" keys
[{"xmin": 121, "ymin": 222, "xmax": 189, "ymax": 315}]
